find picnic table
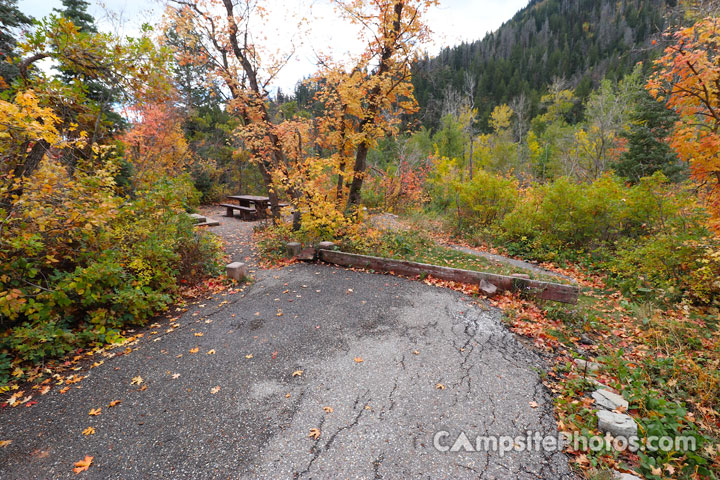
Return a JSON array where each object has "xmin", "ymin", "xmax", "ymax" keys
[{"xmin": 222, "ymin": 195, "xmax": 290, "ymax": 220}]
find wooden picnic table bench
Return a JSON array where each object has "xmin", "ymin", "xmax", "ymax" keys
[{"xmin": 219, "ymin": 203, "xmax": 257, "ymax": 219}]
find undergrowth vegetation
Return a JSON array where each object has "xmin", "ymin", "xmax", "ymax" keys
[
  {"xmin": 0, "ymin": 165, "xmax": 222, "ymax": 384},
  {"xmin": 426, "ymin": 164, "xmax": 720, "ymax": 307}
]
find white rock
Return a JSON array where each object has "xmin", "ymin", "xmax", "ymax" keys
[
  {"xmin": 592, "ymin": 389, "xmax": 629, "ymax": 411},
  {"xmin": 478, "ymin": 279, "xmax": 498, "ymax": 296},
  {"xmin": 575, "ymin": 358, "xmax": 601, "ymax": 373},
  {"xmin": 317, "ymin": 241, "xmax": 336, "ymax": 250},
  {"xmin": 597, "ymin": 410, "xmax": 637, "ymax": 438},
  {"xmin": 613, "ymin": 472, "xmax": 642, "ymax": 480}
]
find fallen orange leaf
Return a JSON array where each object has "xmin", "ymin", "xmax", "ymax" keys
[
  {"xmin": 82, "ymin": 427, "xmax": 95, "ymax": 436},
  {"xmin": 353, "ymin": 357, "xmax": 364, "ymax": 363},
  {"xmin": 88, "ymin": 408, "xmax": 101, "ymax": 416},
  {"xmin": 308, "ymin": 428, "xmax": 321, "ymax": 440},
  {"xmin": 73, "ymin": 455, "xmax": 93, "ymax": 473},
  {"xmin": 108, "ymin": 400, "xmax": 121, "ymax": 408}
]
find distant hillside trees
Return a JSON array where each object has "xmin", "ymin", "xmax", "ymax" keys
[{"xmin": 411, "ymin": 0, "xmax": 678, "ymax": 131}]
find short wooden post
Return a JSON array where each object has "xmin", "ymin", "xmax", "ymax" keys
[
  {"xmin": 286, "ymin": 242, "xmax": 302, "ymax": 257},
  {"xmin": 226, "ymin": 262, "xmax": 248, "ymax": 282}
]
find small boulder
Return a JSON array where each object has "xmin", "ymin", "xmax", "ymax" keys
[
  {"xmin": 226, "ymin": 262, "xmax": 248, "ymax": 282},
  {"xmin": 613, "ymin": 472, "xmax": 642, "ymax": 480},
  {"xmin": 592, "ymin": 389, "xmax": 628, "ymax": 411},
  {"xmin": 478, "ymin": 279, "xmax": 498, "ymax": 296},
  {"xmin": 597, "ymin": 410, "xmax": 637, "ymax": 438},
  {"xmin": 575, "ymin": 358, "xmax": 601, "ymax": 373},
  {"xmin": 317, "ymin": 241, "xmax": 336, "ymax": 250}
]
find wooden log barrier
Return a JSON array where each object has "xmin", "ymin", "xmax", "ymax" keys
[{"xmin": 318, "ymin": 249, "xmax": 579, "ymax": 304}]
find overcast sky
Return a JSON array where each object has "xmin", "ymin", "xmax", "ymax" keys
[{"xmin": 18, "ymin": 0, "xmax": 528, "ymax": 92}]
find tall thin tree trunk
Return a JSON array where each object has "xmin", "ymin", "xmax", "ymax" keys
[
  {"xmin": 468, "ymin": 134, "xmax": 474, "ymax": 180},
  {"xmin": 346, "ymin": 142, "xmax": 369, "ymax": 212},
  {"xmin": 336, "ymin": 160, "xmax": 346, "ymax": 204}
]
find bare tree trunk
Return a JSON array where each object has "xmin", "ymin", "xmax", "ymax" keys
[
  {"xmin": 346, "ymin": 142, "xmax": 369, "ymax": 211},
  {"xmin": 336, "ymin": 160, "xmax": 346, "ymax": 204},
  {"xmin": 13, "ymin": 140, "xmax": 49, "ymax": 180},
  {"xmin": 345, "ymin": 1, "xmax": 404, "ymax": 213},
  {"xmin": 468, "ymin": 136, "xmax": 474, "ymax": 180}
]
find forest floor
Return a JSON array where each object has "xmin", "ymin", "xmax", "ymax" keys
[{"xmin": 0, "ymin": 206, "xmax": 577, "ymax": 479}]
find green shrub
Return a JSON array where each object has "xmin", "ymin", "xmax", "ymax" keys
[
  {"xmin": 0, "ymin": 166, "xmax": 222, "ymax": 380},
  {"xmin": 455, "ymin": 170, "xmax": 518, "ymax": 230},
  {"xmin": 501, "ymin": 175, "xmax": 640, "ymax": 249},
  {"xmin": 423, "ymin": 168, "xmax": 718, "ymax": 303}
]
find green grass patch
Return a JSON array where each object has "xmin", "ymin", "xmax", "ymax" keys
[{"xmin": 341, "ymin": 229, "xmax": 572, "ymax": 284}]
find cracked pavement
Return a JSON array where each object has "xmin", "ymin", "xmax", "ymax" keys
[{"xmin": 0, "ymin": 209, "xmax": 577, "ymax": 479}]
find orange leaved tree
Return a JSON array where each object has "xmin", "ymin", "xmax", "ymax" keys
[
  {"xmin": 648, "ymin": 17, "xmax": 720, "ymax": 232},
  {"xmin": 121, "ymin": 102, "xmax": 193, "ymax": 187}
]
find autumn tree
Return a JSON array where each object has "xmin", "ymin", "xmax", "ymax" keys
[
  {"xmin": 121, "ymin": 102, "xmax": 193, "ymax": 186},
  {"xmin": 571, "ymin": 69, "xmax": 640, "ymax": 181},
  {"xmin": 310, "ymin": 0, "xmax": 436, "ymax": 212},
  {"xmin": 1, "ymin": 14, "xmax": 173, "ymax": 210},
  {"xmin": 54, "ymin": 0, "xmax": 96, "ymax": 33},
  {"xmin": 165, "ymin": 0, "xmax": 301, "ymax": 220},
  {"xmin": 648, "ymin": 16, "xmax": 720, "ymax": 232},
  {"xmin": 165, "ymin": 0, "xmax": 434, "ymax": 223}
]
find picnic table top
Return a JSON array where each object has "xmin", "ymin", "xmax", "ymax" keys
[{"xmin": 227, "ymin": 195, "xmax": 270, "ymax": 202}]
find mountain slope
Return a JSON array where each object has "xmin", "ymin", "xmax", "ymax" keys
[{"xmin": 412, "ymin": 0, "xmax": 678, "ymax": 130}]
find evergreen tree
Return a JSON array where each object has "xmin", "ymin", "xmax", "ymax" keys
[
  {"xmin": 0, "ymin": 0, "xmax": 33, "ymax": 88},
  {"xmin": 613, "ymin": 91, "xmax": 686, "ymax": 183},
  {"xmin": 54, "ymin": 0, "xmax": 96, "ymax": 33},
  {"xmin": 52, "ymin": 0, "xmax": 125, "ymax": 165},
  {"xmin": 411, "ymin": 0, "xmax": 679, "ymax": 132}
]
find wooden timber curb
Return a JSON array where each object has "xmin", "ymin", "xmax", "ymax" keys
[{"xmin": 317, "ymin": 249, "xmax": 579, "ymax": 304}]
